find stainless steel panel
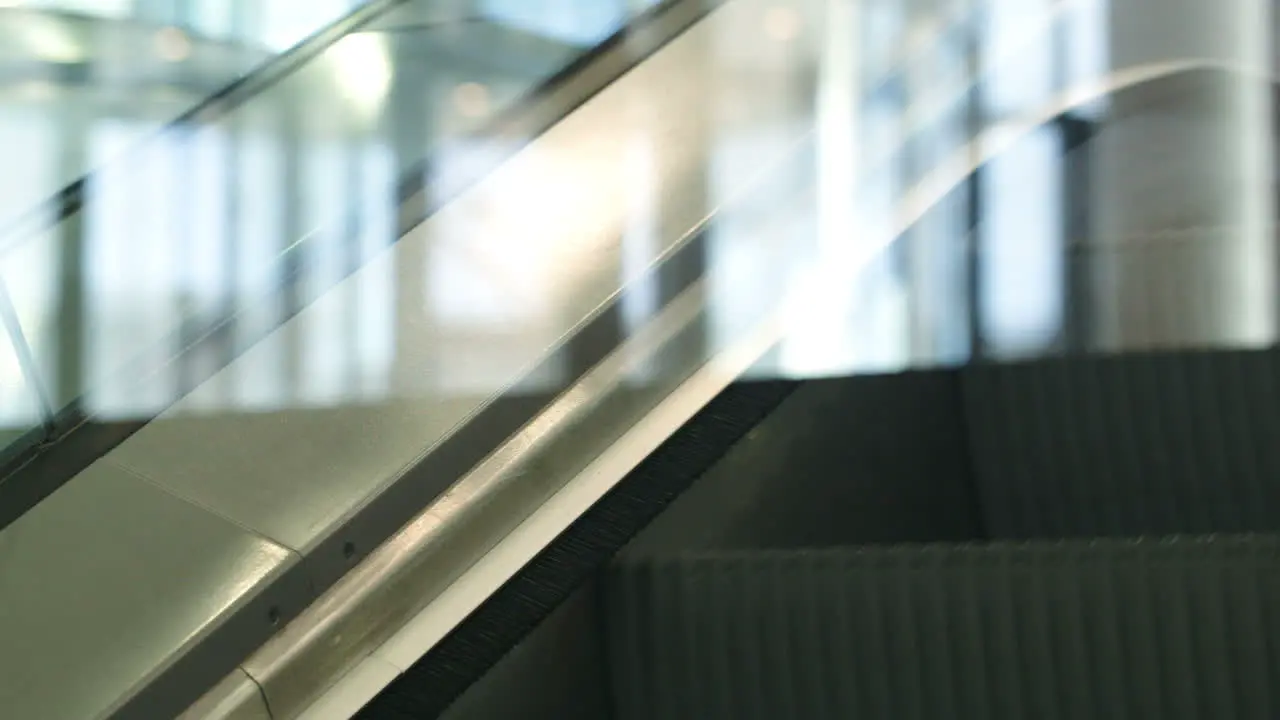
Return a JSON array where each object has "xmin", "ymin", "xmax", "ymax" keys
[
  {"xmin": 239, "ymin": 282, "xmax": 712, "ymax": 716},
  {"xmin": 107, "ymin": 276, "xmax": 488, "ymax": 553},
  {"xmin": 0, "ymin": 461, "xmax": 297, "ymax": 720}
]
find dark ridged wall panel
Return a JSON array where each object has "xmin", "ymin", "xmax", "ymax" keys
[
  {"xmin": 439, "ymin": 582, "xmax": 612, "ymax": 720},
  {"xmin": 961, "ymin": 350, "xmax": 1280, "ymax": 538},
  {"xmin": 624, "ymin": 372, "xmax": 984, "ymax": 555},
  {"xmin": 607, "ymin": 537, "xmax": 1280, "ymax": 720}
]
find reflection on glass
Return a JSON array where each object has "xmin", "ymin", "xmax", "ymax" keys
[
  {"xmin": 619, "ymin": 133, "xmax": 659, "ymax": 344},
  {"xmin": 0, "ymin": 0, "xmax": 672, "ymax": 410},
  {"xmin": 0, "ymin": 231, "xmax": 58, "ymax": 406},
  {"xmin": 0, "ymin": 0, "xmax": 373, "ymax": 55},
  {"xmin": 979, "ymin": 128, "xmax": 1063, "ymax": 356},
  {"xmin": 153, "ymin": 26, "xmax": 191, "ymax": 62},
  {"xmin": 451, "ymin": 82, "xmax": 491, "ymax": 120},
  {"xmin": 16, "ymin": 0, "xmax": 132, "ymax": 17},
  {"xmin": 17, "ymin": 12, "xmax": 85, "ymax": 62},
  {"xmin": 4, "ymin": 0, "xmax": 1274, "ymax": 442},
  {"xmin": 190, "ymin": 0, "xmax": 232, "ymax": 39},
  {"xmin": 0, "ymin": 322, "xmax": 44, "ymax": 463},
  {"xmin": 0, "ymin": 0, "xmax": 664, "ymax": 418},
  {"xmin": 763, "ymin": 6, "xmax": 802, "ymax": 42},
  {"xmin": 351, "ymin": 144, "xmax": 396, "ymax": 399},
  {"xmin": 0, "ymin": 104, "xmax": 59, "ymax": 420},
  {"xmin": 86, "ymin": 119, "xmax": 183, "ymax": 415},
  {"xmin": 1064, "ymin": 0, "xmax": 1109, "ymax": 117},
  {"xmin": 328, "ymin": 33, "xmax": 393, "ymax": 116},
  {"xmin": 260, "ymin": 0, "xmax": 357, "ymax": 51},
  {"xmin": 228, "ymin": 123, "xmax": 287, "ymax": 410},
  {"xmin": 981, "ymin": 0, "xmax": 1055, "ymax": 116},
  {"xmin": 480, "ymin": 0, "xmax": 659, "ymax": 45}
]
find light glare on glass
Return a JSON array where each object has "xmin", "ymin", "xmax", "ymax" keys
[
  {"xmin": 22, "ymin": 16, "xmax": 85, "ymax": 63},
  {"xmin": 764, "ymin": 6, "xmax": 801, "ymax": 42},
  {"xmin": 329, "ymin": 33, "xmax": 393, "ymax": 115},
  {"xmin": 154, "ymin": 26, "xmax": 191, "ymax": 62},
  {"xmin": 452, "ymin": 82, "xmax": 491, "ymax": 119}
]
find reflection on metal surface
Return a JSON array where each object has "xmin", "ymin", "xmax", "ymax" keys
[
  {"xmin": 0, "ymin": 462, "xmax": 302, "ymax": 720},
  {"xmin": 243, "ymin": 278, "xmax": 712, "ymax": 717}
]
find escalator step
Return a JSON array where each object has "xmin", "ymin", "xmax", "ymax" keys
[
  {"xmin": 962, "ymin": 350, "xmax": 1280, "ymax": 538},
  {"xmin": 606, "ymin": 536, "xmax": 1280, "ymax": 720}
]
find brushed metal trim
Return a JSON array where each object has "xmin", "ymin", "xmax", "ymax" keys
[
  {"xmin": 296, "ymin": 294, "xmax": 791, "ymax": 720},
  {"xmin": 177, "ymin": 669, "xmax": 270, "ymax": 720},
  {"xmin": 241, "ymin": 276, "xmax": 713, "ymax": 717}
]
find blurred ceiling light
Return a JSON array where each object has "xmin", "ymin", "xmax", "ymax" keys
[
  {"xmin": 22, "ymin": 16, "xmax": 84, "ymax": 63},
  {"xmin": 907, "ymin": 17, "xmax": 942, "ymax": 53},
  {"xmin": 329, "ymin": 33, "xmax": 392, "ymax": 115},
  {"xmin": 452, "ymin": 82, "xmax": 491, "ymax": 119},
  {"xmin": 764, "ymin": 6, "xmax": 801, "ymax": 42},
  {"xmin": 154, "ymin": 26, "xmax": 191, "ymax": 62}
]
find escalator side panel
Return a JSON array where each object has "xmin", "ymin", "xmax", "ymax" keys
[
  {"xmin": 359, "ymin": 379, "xmax": 797, "ymax": 719},
  {"xmin": 622, "ymin": 371, "xmax": 985, "ymax": 555},
  {"xmin": 438, "ymin": 581, "xmax": 613, "ymax": 720}
]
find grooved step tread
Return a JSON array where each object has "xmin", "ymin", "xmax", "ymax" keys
[
  {"xmin": 963, "ymin": 352, "xmax": 1280, "ymax": 537},
  {"xmin": 607, "ymin": 536, "xmax": 1280, "ymax": 720}
]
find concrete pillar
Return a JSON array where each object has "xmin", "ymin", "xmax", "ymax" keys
[{"xmin": 1086, "ymin": 0, "xmax": 1274, "ymax": 350}]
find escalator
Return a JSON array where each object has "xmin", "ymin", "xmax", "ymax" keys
[
  {"xmin": 360, "ymin": 2, "xmax": 1280, "ymax": 718},
  {"xmin": 428, "ymin": 360, "xmax": 1280, "ymax": 720},
  {"xmin": 2, "ymin": 0, "xmax": 1280, "ymax": 719}
]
